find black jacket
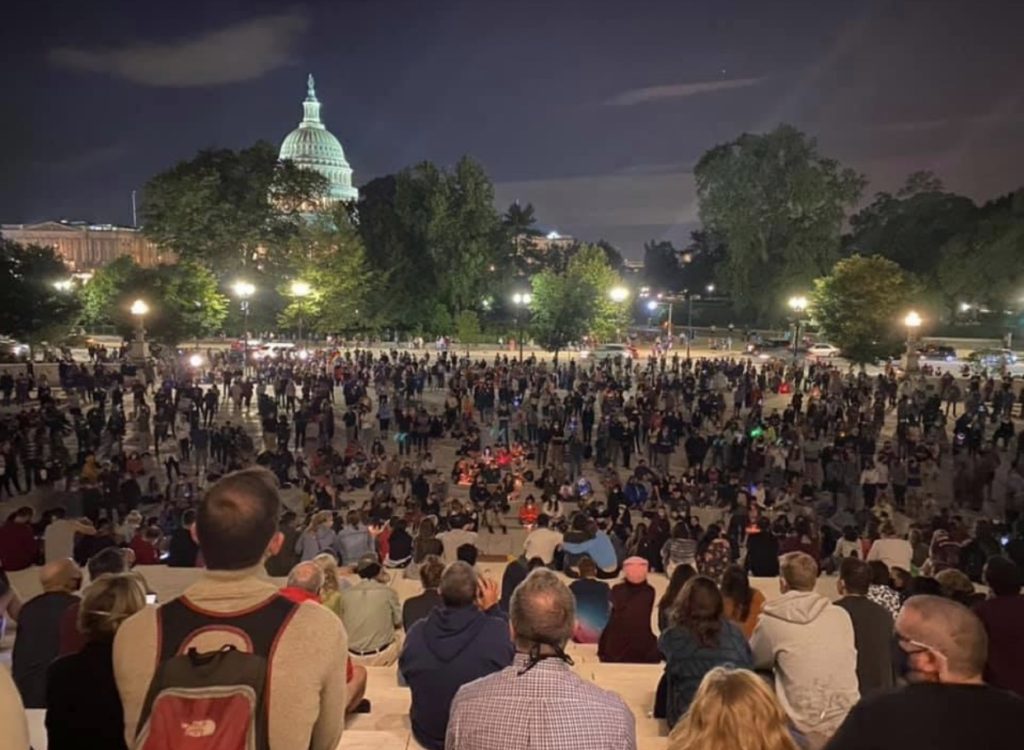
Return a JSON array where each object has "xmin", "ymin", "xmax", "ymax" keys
[{"xmin": 46, "ymin": 639, "xmax": 127, "ymax": 750}]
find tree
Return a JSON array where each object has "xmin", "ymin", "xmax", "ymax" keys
[
  {"xmin": 845, "ymin": 171, "xmax": 976, "ymax": 279},
  {"xmin": 695, "ymin": 125, "xmax": 865, "ymax": 321},
  {"xmin": 78, "ymin": 258, "xmax": 228, "ymax": 344},
  {"xmin": 455, "ymin": 310, "xmax": 482, "ymax": 343},
  {"xmin": 140, "ymin": 141, "xmax": 328, "ymax": 272},
  {"xmin": 277, "ymin": 204, "xmax": 374, "ymax": 335},
  {"xmin": 811, "ymin": 255, "xmax": 915, "ymax": 364},
  {"xmin": 936, "ymin": 188, "xmax": 1024, "ymax": 314},
  {"xmin": 502, "ymin": 201, "xmax": 539, "ymax": 236},
  {"xmin": 529, "ymin": 245, "xmax": 629, "ymax": 359},
  {"xmin": 642, "ymin": 240, "xmax": 684, "ymax": 291},
  {"xmin": 358, "ymin": 158, "xmax": 505, "ymax": 331},
  {"xmin": 0, "ymin": 239, "xmax": 80, "ymax": 349}
]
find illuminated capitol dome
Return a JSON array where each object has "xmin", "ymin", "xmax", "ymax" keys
[{"xmin": 279, "ymin": 74, "xmax": 358, "ymax": 203}]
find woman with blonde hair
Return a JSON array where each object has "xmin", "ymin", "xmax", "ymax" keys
[
  {"xmin": 45, "ymin": 573, "xmax": 147, "ymax": 750},
  {"xmin": 669, "ymin": 667, "xmax": 801, "ymax": 750},
  {"xmin": 312, "ymin": 552, "xmax": 343, "ymax": 617}
]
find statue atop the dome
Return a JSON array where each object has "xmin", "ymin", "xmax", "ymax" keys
[{"xmin": 307, "ymin": 73, "xmax": 316, "ymax": 99}]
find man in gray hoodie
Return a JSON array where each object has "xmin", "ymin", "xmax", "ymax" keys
[{"xmin": 751, "ymin": 551, "xmax": 859, "ymax": 747}]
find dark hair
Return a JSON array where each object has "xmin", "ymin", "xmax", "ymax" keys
[
  {"xmin": 842, "ymin": 525, "xmax": 858, "ymax": 542},
  {"xmin": 536, "ymin": 513, "xmax": 550, "ymax": 528},
  {"xmin": 984, "ymin": 556, "xmax": 1022, "ymax": 596},
  {"xmin": 419, "ymin": 555, "xmax": 445, "ymax": 589},
  {"xmin": 577, "ymin": 555, "xmax": 597, "ymax": 578},
  {"xmin": 671, "ymin": 576, "xmax": 724, "ymax": 647},
  {"xmin": 658, "ymin": 564, "xmax": 697, "ymax": 615},
  {"xmin": 181, "ymin": 509, "xmax": 197, "ymax": 527},
  {"xmin": 839, "ymin": 557, "xmax": 872, "ymax": 596},
  {"xmin": 905, "ymin": 576, "xmax": 943, "ymax": 598},
  {"xmin": 456, "ymin": 543, "xmax": 478, "ymax": 566},
  {"xmin": 196, "ymin": 468, "xmax": 280, "ymax": 570},
  {"xmin": 87, "ymin": 547, "xmax": 128, "ymax": 579},
  {"xmin": 672, "ymin": 523, "xmax": 690, "ymax": 540},
  {"xmin": 720, "ymin": 565, "xmax": 754, "ymax": 621},
  {"xmin": 867, "ymin": 560, "xmax": 892, "ymax": 587}
]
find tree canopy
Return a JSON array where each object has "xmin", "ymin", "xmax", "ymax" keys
[
  {"xmin": 79, "ymin": 258, "xmax": 227, "ymax": 344},
  {"xmin": 529, "ymin": 244, "xmax": 628, "ymax": 358},
  {"xmin": 358, "ymin": 157, "xmax": 505, "ymax": 332},
  {"xmin": 0, "ymin": 239, "xmax": 80, "ymax": 348},
  {"xmin": 811, "ymin": 254, "xmax": 915, "ymax": 364},
  {"xmin": 695, "ymin": 125, "xmax": 865, "ymax": 322},
  {"xmin": 140, "ymin": 141, "xmax": 327, "ymax": 272},
  {"xmin": 845, "ymin": 171, "xmax": 977, "ymax": 279}
]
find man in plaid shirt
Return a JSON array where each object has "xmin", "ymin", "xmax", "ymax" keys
[{"xmin": 445, "ymin": 569, "xmax": 636, "ymax": 750}]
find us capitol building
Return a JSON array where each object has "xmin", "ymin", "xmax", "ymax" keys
[{"xmin": 2, "ymin": 73, "xmax": 357, "ymax": 270}]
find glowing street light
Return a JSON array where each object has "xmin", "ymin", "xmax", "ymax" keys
[
  {"xmin": 608, "ymin": 286, "xmax": 629, "ymax": 303},
  {"xmin": 128, "ymin": 299, "xmax": 150, "ymax": 363},
  {"xmin": 53, "ymin": 279, "xmax": 73, "ymax": 292},
  {"xmin": 232, "ymin": 281, "xmax": 256, "ymax": 369},
  {"xmin": 290, "ymin": 281, "xmax": 312, "ymax": 349},
  {"xmin": 188, "ymin": 353, "xmax": 204, "ymax": 369},
  {"xmin": 706, "ymin": 283, "xmax": 716, "ymax": 294},
  {"xmin": 788, "ymin": 295, "xmax": 809, "ymax": 362},
  {"xmin": 130, "ymin": 299, "xmax": 150, "ymax": 317},
  {"xmin": 647, "ymin": 300, "xmax": 660, "ymax": 312},
  {"xmin": 512, "ymin": 292, "xmax": 533, "ymax": 361},
  {"xmin": 904, "ymin": 310, "xmax": 922, "ymax": 372}
]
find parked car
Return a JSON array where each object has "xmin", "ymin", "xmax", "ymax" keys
[
  {"xmin": 807, "ymin": 343, "xmax": 841, "ymax": 358},
  {"xmin": 917, "ymin": 344, "xmax": 957, "ymax": 361},
  {"xmin": 580, "ymin": 343, "xmax": 635, "ymax": 362}
]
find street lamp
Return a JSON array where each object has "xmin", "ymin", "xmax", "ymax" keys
[
  {"xmin": 788, "ymin": 295, "xmax": 809, "ymax": 362},
  {"xmin": 904, "ymin": 310, "xmax": 922, "ymax": 372},
  {"xmin": 129, "ymin": 299, "xmax": 150, "ymax": 363},
  {"xmin": 53, "ymin": 279, "xmax": 73, "ymax": 292},
  {"xmin": 706, "ymin": 283, "xmax": 715, "ymax": 294},
  {"xmin": 232, "ymin": 280, "xmax": 255, "ymax": 370},
  {"xmin": 512, "ymin": 291, "xmax": 532, "ymax": 361},
  {"xmin": 608, "ymin": 286, "xmax": 629, "ymax": 303},
  {"xmin": 290, "ymin": 280, "xmax": 312, "ymax": 350}
]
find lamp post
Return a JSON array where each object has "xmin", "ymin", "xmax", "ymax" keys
[
  {"xmin": 608, "ymin": 286, "xmax": 629, "ymax": 343},
  {"xmin": 232, "ymin": 280, "xmax": 255, "ymax": 371},
  {"xmin": 129, "ymin": 298, "xmax": 150, "ymax": 363},
  {"xmin": 512, "ymin": 291, "xmax": 532, "ymax": 361},
  {"xmin": 290, "ymin": 280, "xmax": 312, "ymax": 352},
  {"xmin": 904, "ymin": 310, "xmax": 922, "ymax": 373},
  {"xmin": 647, "ymin": 298, "xmax": 676, "ymax": 355},
  {"xmin": 788, "ymin": 295, "xmax": 809, "ymax": 363}
]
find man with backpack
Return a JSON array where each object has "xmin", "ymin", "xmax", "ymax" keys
[{"xmin": 114, "ymin": 467, "xmax": 349, "ymax": 750}]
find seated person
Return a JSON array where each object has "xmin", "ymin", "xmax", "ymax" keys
[
  {"xmin": 569, "ymin": 557, "xmax": 611, "ymax": 643},
  {"xmin": 598, "ymin": 557, "xmax": 661, "ymax": 663}
]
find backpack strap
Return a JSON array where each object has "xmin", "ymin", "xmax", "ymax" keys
[{"xmin": 156, "ymin": 594, "xmax": 298, "ymax": 662}]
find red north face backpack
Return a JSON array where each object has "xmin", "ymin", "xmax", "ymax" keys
[{"xmin": 134, "ymin": 595, "xmax": 298, "ymax": 750}]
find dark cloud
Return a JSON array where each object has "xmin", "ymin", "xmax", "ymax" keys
[{"xmin": 48, "ymin": 10, "xmax": 308, "ymax": 87}]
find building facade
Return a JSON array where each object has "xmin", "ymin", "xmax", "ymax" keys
[{"xmin": 0, "ymin": 221, "xmax": 170, "ymax": 271}]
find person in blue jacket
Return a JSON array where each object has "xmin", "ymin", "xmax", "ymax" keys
[{"xmin": 399, "ymin": 561, "xmax": 514, "ymax": 750}]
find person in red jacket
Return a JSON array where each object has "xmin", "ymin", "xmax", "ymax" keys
[
  {"xmin": 128, "ymin": 526, "xmax": 161, "ymax": 566},
  {"xmin": 0, "ymin": 507, "xmax": 39, "ymax": 571},
  {"xmin": 518, "ymin": 497, "xmax": 540, "ymax": 529}
]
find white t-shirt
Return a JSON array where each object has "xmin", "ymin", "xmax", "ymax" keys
[
  {"xmin": 436, "ymin": 529, "xmax": 479, "ymax": 563},
  {"xmin": 523, "ymin": 527, "xmax": 564, "ymax": 565},
  {"xmin": 44, "ymin": 519, "xmax": 78, "ymax": 563},
  {"xmin": 866, "ymin": 538, "xmax": 913, "ymax": 572}
]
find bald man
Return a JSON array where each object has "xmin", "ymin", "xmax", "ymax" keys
[
  {"xmin": 826, "ymin": 595, "xmax": 1024, "ymax": 750},
  {"xmin": 11, "ymin": 559, "xmax": 82, "ymax": 707}
]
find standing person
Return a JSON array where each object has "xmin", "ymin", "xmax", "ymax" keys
[
  {"xmin": 668, "ymin": 667, "xmax": 800, "ymax": 750},
  {"xmin": 113, "ymin": 468, "xmax": 349, "ymax": 750},
  {"xmin": 825, "ymin": 596, "xmax": 1024, "ymax": 750},
  {"xmin": 0, "ymin": 506, "xmax": 38, "ymax": 571},
  {"xmin": 598, "ymin": 557, "xmax": 661, "ymax": 663},
  {"xmin": 46, "ymin": 573, "xmax": 146, "ymax": 750},
  {"xmin": 445, "ymin": 568, "xmax": 637, "ymax": 750},
  {"xmin": 973, "ymin": 556, "xmax": 1024, "ymax": 696},
  {"xmin": 751, "ymin": 552, "xmax": 859, "ymax": 746},
  {"xmin": 659, "ymin": 577, "xmax": 753, "ymax": 727},
  {"xmin": 11, "ymin": 559, "xmax": 82, "ymax": 707},
  {"xmin": 833, "ymin": 558, "xmax": 895, "ymax": 695},
  {"xmin": 400, "ymin": 562, "xmax": 514, "ymax": 750}
]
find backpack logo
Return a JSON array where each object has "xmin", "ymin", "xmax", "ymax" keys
[{"xmin": 182, "ymin": 719, "xmax": 217, "ymax": 738}]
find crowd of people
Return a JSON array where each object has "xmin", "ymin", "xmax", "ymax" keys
[{"xmin": 1, "ymin": 343, "xmax": 1023, "ymax": 749}]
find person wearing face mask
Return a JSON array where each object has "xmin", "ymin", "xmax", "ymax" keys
[{"xmin": 825, "ymin": 595, "xmax": 1024, "ymax": 750}]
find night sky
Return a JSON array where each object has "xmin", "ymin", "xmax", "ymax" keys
[{"xmin": 3, "ymin": 0, "xmax": 1023, "ymax": 257}]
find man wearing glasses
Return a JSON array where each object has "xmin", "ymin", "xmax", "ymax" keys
[{"xmin": 826, "ymin": 594, "xmax": 1022, "ymax": 749}]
